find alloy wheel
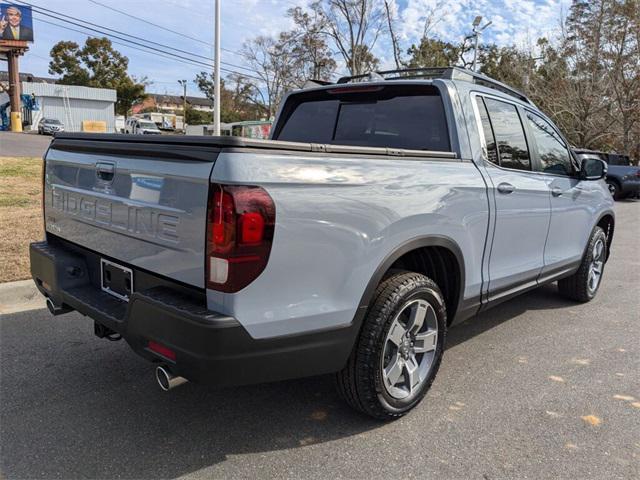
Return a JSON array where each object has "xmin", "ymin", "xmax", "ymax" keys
[
  {"xmin": 381, "ymin": 299, "xmax": 438, "ymax": 400},
  {"xmin": 588, "ymin": 238, "xmax": 605, "ymax": 293}
]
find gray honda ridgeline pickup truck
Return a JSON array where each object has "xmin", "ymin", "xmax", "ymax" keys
[{"xmin": 31, "ymin": 67, "xmax": 614, "ymax": 419}]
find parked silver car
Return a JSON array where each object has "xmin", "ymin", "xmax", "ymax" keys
[
  {"xmin": 30, "ymin": 67, "xmax": 614, "ymax": 419},
  {"xmin": 37, "ymin": 118, "xmax": 64, "ymax": 135}
]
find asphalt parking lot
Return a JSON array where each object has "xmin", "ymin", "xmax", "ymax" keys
[{"xmin": 1, "ymin": 200, "xmax": 638, "ymax": 479}]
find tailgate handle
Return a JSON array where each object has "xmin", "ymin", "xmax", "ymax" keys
[{"xmin": 96, "ymin": 162, "xmax": 115, "ymax": 182}]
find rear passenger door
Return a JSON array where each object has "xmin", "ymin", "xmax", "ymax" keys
[
  {"xmin": 523, "ymin": 110, "xmax": 594, "ymax": 278},
  {"xmin": 474, "ymin": 95, "xmax": 551, "ymax": 301}
]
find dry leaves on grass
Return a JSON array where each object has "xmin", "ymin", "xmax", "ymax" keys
[{"xmin": 0, "ymin": 157, "xmax": 44, "ymax": 283}]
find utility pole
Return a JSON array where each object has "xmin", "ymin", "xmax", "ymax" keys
[
  {"xmin": 213, "ymin": 0, "xmax": 221, "ymax": 136},
  {"xmin": 470, "ymin": 16, "xmax": 492, "ymax": 72},
  {"xmin": 178, "ymin": 79, "xmax": 187, "ymax": 134},
  {"xmin": 7, "ymin": 50, "xmax": 23, "ymax": 132}
]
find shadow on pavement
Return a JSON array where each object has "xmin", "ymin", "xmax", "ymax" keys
[
  {"xmin": 447, "ymin": 283, "xmax": 574, "ymax": 349},
  {"xmin": 0, "ymin": 281, "xmax": 581, "ymax": 479}
]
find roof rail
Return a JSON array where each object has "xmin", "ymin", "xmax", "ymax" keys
[{"xmin": 335, "ymin": 66, "xmax": 532, "ymax": 105}]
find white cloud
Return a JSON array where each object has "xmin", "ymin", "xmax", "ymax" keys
[{"xmin": 398, "ymin": 0, "xmax": 570, "ymax": 51}]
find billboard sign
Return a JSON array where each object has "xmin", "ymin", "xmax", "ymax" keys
[{"xmin": 0, "ymin": 4, "xmax": 34, "ymax": 42}]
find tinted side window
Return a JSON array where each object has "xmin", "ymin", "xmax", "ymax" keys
[
  {"xmin": 484, "ymin": 98, "xmax": 531, "ymax": 171},
  {"xmin": 526, "ymin": 111, "xmax": 573, "ymax": 176},
  {"xmin": 475, "ymin": 97, "xmax": 499, "ymax": 165}
]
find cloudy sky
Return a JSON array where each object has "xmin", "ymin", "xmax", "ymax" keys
[{"xmin": 7, "ymin": 0, "xmax": 572, "ymax": 96}]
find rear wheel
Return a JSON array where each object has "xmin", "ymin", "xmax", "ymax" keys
[
  {"xmin": 336, "ymin": 271, "xmax": 446, "ymax": 420},
  {"xmin": 558, "ymin": 226, "xmax": 607, "ymax": 302}
]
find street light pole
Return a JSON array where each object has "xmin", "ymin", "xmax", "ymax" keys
[
  {"xmin": 472, "ymin": 30, "xmax": 479, "ymax": 72},
  {"xmin": 178, "ymin": 79, "xmax": 187, "ymax": 134},
  {"xmin": 213, "ymin": 0, "xmax": 221, "ymax": 136},
  {"xmin": 470, "ymin": 16, "xmax": 492, "ymax": 72}
]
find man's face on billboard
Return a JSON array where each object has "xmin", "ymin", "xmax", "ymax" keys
[{"xmin": 7, "ymin": 7, "xmax": 22, "ymax": 27}]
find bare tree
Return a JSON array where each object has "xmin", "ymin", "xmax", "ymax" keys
[
  {"xmin": 383, "ymin": 0, "xmax": 401, "ymax": 69},
  {"xmin": 530, "ymin": 0, "xmax": 614, "ymax": 149},
  {"xmin": 601, "ymin": 0, "xmax": 640, "ymax": 157},
  {"xmin": 312, "ymin": 0, "xmax": 385, "ymax": 75},
  {"xmin": 242, "ymin": 35, "xmax": 300, "ymax": 117},
  {"xmin": 288, "ymin": 7, "xmax": 337, "ymax": 80}
]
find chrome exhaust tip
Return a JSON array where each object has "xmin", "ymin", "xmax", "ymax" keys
[
  {"xmin": 155, "ymin": 365, "xmax": 187, "ymax": 391},
  {"xmin": 46, "ymin": 297, "xmax": 72, "ymax": 316}
]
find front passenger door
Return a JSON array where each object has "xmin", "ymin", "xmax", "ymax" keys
[{"xmin": 523, "ymin": 111, "xmax": 595, "ymax": 278}]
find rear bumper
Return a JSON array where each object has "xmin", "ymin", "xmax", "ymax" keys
[{"xmin": 29, "ymin": 238, "xmax": 356, "ymax": 386}]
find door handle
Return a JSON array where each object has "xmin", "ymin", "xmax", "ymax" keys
[
  {"xmin": 95, "ymin": 162, "xmax": 115, "ymax": 183},
  {"xmin": 551, "ymin": 187, "xmax": 563, "ymax": 197},
  {"xmin": 497, "ymin": 182, "xmax": 515, "ymax": 194}
]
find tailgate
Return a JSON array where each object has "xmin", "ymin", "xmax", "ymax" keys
[{"xmin": 43, "ymin": 137, "xmax": 218, "ymax": 288}]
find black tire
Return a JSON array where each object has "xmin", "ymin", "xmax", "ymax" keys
[
  {"xmin": 558, "ymin": 226, "xmax": 607, "ymax": 302},
  {"xmin": 335, "ymin": 271, "xmax": 447, "ymax": 420},
  {"xmin": 606, "ymin": 180, "xmax": 621, "ymax": 200}
]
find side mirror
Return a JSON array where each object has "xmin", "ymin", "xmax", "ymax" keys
[{"xmin": 580, "ymin": 157, "xmax": 607, "ymax": 181}]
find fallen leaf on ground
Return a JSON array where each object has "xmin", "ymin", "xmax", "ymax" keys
[
  {"xmin": 549, "ymin": 375, "xmax": 565, "ymax": 383},
  {"xmin": 571, "ymin": 358, "xmax": 590, "ymax": 365},
  {"xmin": 613, "ymin": 394, "xmax": 636, "ymax": 402},
  {"xmin": 581, "ymin": 415, "xmax": 601, "ymax": 426}
]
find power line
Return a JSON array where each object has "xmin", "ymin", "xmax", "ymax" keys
[
  {"xmin": 34, "ymin": 17, "xmax": 210, "ymax": 70},
  {"xmin": 87, "ymin": 0, "xmax": 211, "ymax": 46},
  {"xmin": 87, "ymin": 0, "xmax": 256, "ymax": 62},
  {"xmin": 15, "ymin": 0, "xmax": 259, "ymax": 76},
  {"xmin": 33, "ymin": 16, "xmax": 263, "ymax": 82}
]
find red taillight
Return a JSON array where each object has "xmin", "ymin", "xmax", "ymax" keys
[
  {"xmin": 635, "ymin": 169, "xmax": 640, "ymax": 178},
  {"xmin": 239, "ymin": 212, "xmax": 264, "ymax": 244},
  {"xmin": 206, "ymin": 184, "xmax": 275, "ymax": 292},
  {"xmin": 148, "ymin": 340, "xmax": 176, "ymax": 361}
]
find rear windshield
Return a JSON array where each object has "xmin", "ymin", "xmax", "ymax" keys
[{"xmin": 273, "ymin": 85, "xmax": 450, "ymax": 151}]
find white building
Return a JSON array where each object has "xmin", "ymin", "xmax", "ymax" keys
[
  {"xmin": 23, "ymin": 82, "xmax": 117, "ymax": 132},
  {"xmin": 0, "ymin": 75, "xmax": 117, "ymax": 133}
]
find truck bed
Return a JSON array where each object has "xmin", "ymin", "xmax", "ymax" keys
[{"xmin": 44, "ymin": 133, "xmax": 458, "ymax": 289}]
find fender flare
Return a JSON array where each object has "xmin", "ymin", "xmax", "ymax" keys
[
  {"xmin": 594, "ymin": 209, "xmax": 615, "ymax": 261},
  {"xmin": 352, "ymin": 235, "xmax": 466, "ymax": 327}
]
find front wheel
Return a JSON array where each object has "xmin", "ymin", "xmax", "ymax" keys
[
  {"xmin": 336, "ymin": 271, "xmax": 446, "ymax": 420},
  {"xmin": 607, "ymin": 180, "xmax": 621, "ymax": 200},
  {"xmin": 558, "ymin": 226, "xmax": 607, "ymax": 302}
]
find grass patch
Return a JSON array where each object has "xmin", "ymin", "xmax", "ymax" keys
[
  {"xmin": 0, "ymin": 157, "xmax": 43, "ymax": 283},
  {"xmin": 0, "ymin": 195, "xmax": 32, "ymax": 207}
]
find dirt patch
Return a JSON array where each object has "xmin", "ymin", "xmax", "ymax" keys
[{"xmin": 0, "ymin": 157, "xmax": 44, "ymax": 283}]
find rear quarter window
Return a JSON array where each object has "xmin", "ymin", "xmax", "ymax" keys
[{"xmin": 274, "ymin": 85, "xmax": 450, "ymax": 151}]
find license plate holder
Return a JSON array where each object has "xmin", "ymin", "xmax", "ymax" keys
[{"xmin": 100, "ymin": 259, "xmax": 134, "ymax": 301}]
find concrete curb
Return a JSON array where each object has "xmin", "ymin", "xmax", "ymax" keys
[{"xmin": 0, "ymin": 279, "xmax": 46, "ymax": 315}]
